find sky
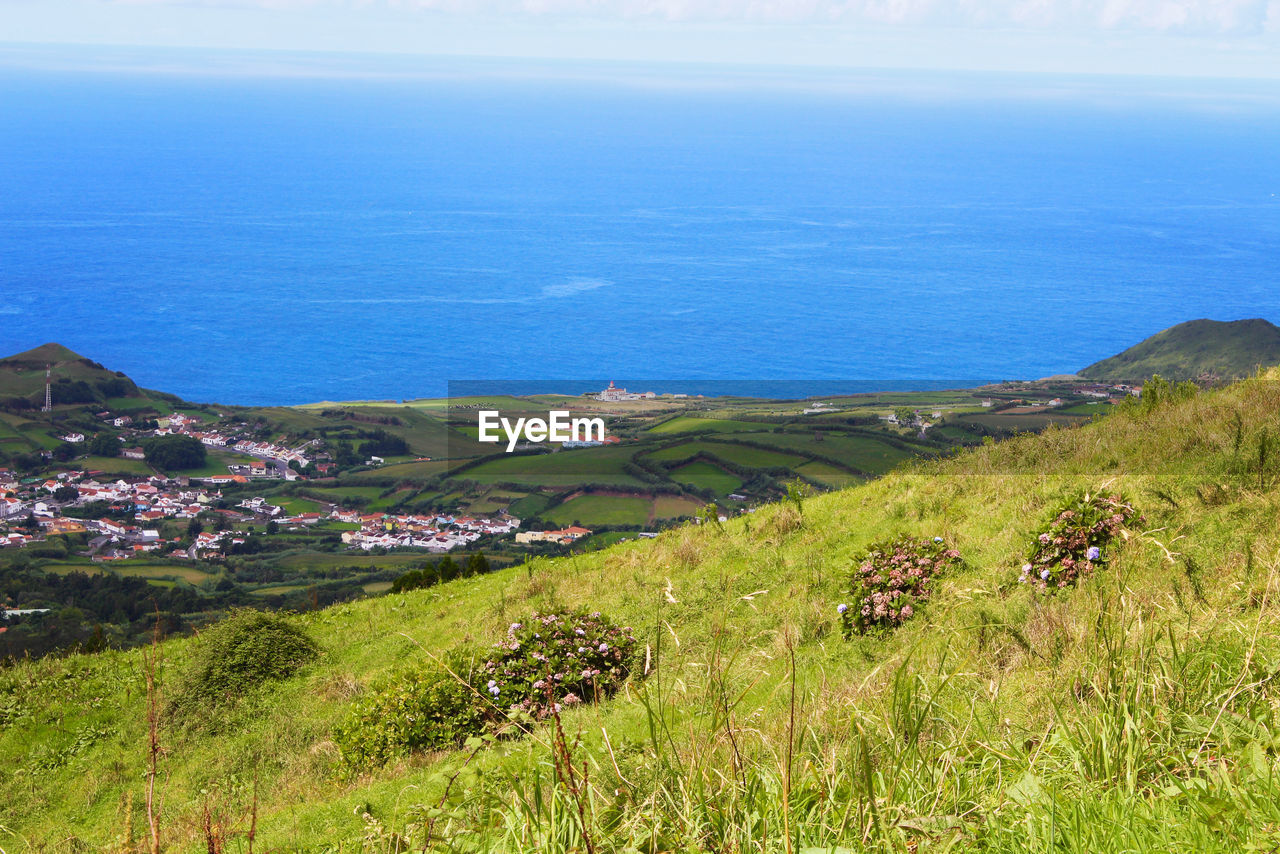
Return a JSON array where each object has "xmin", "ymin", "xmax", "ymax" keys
[{"xmin": 1, "ymin": 0, "xmax": 1279, "ymax": 79}]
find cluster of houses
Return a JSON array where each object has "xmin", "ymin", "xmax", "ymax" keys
[
  {"xmin": 596, "ymin": 381, "xmax": 658, "ymax": 403},
  {"xmin": 514, "ymin": 526, "xmax": 592, "ymax": 545},
  {"xmin": 334, "ymin": 509, "xmax": 521, "ymax": 552}
]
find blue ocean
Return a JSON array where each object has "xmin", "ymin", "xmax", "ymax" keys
[{"xmin": 2, "ymin": 52, "xmax": 1279, "ymax": 405}]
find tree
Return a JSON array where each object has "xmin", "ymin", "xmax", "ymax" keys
[
  {"xmin": 466, "ymin": 552, "xmax": 490, "ymax": 577},
  {"xmin": 142, "ymin": 435, "xmax": 207, "ymax": 471},
  {"xmin": 894, "ymin": 407, "xmax": 916, "ymax": 427},
  {"xmin": 52, "ymin": 442, "xmax": 77, "ymax": 462},
  {"xmin": 53, "ymin": 485, "xmax": 78, "ymax": 503},
  {"xmin": 88, "ymin": 432, "xmax": 121, "ymax": 457},
  {"xmin": 187, "ymin": 518, "xmax": 204, "ymax": 540}
]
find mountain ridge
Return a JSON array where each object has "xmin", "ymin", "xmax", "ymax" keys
[{"xmin": 1079, "ymin": 317, "xmax": 1280, "ymax": 382}]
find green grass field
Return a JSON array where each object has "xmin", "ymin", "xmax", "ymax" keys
[
  {"xmin": 113, "ymin": 564, "xmax": 213, "ymax": 585},
  {"xmin": 509, "ymin": 493, "xmax": 553, "ymax": 518},
  {"xmin": 543, "ymin": 493, "xmax": 653, "ymax": 527},
  {"xmin": 647, "ymin": 416, "xmax": 768, "ymax": 435},
  {"xmin": 462, "ymin": 445, "xmax": 646, "ymax": 487},
  {"xmin": 78, "ymin": 455, "xmax": 156, "ymax": 476},
  {"xmin": 10, "ymin": 375, "xmax": 1280, "ymax": 850},
  {"xmin": 652, "ymin": 494, "xmax": 704, "ymax": 519},
  {"xmin": 671, "ymin": 460, "xmax": 743, "ymax": 495},
  {"xmin": 340, "ymin": 459, "xmax": 451, "ymax": 483},
  {"xmin": 644, "ymin": 439, "xmax": 808, "ymax": 469},
  {"xmin": 795, "ymin": 459, "xmax": 863, "ymax": 488},
  {"xmin": 732, "ymin": 431, "xmax": 921, "ymax": 475},
  {"xmin": 275, "ymin": 496, "xmax": 323, "ymax": 515}
]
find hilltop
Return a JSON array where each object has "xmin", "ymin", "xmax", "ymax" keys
[
  {"xmin": 1079, "ymin": 317, "xmax": 1280, "ymax": 382},
  {"xmin": 0, "ymin": 342, "xmax": 143, "ymax": 406},
  {"xmin": 5, "ymin": 370, "xmax": 1280, "ymax": 850}
]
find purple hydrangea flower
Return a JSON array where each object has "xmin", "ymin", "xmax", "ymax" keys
[
  {"xmin": 1040, "ymin": 568, "xmax": 1051, "ymax": 580},
  {"xmin": 599, "ymin": 642, "xmax": 609, "ymax": 653},
  {"xmin": 837, "ymin": 603, "xmax": 849, "ymax": 615},
  {"xmin": 1087, "ymin": 546, "xmax": 1101, "ymax": 561}
]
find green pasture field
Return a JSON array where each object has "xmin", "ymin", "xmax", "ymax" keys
[
  {"xmin": 461, "ymin": 445, "xmax": 646, "ymax": 487},
  {"xmin": 250, "ymin": 584, "xmax": 308, "ymax": 597},
  {"xmin": 276, "ymin": 497, "xmax": 324, "ymax": 515},
  {"xmin": 340, "ymin": 459, "xmax": 451, "ymax": 483},
  {"xmin": 171, "ymin": 448, "xmax": 253, "ymax": 478},
  {"xmin": 113, "ymin": 564, "xmax": 213, "ymax": 585},
  {"xmin": 952, "ymin": 411, "xmax": 1090, "ymax": 432},
  {"xmin": 795, "ymin": 460, "xmax": 862, "ymax": 488},
  {"xmin": 729, "ymin": 431, "xmax": 920, "ymax": 475},
  {"xmin": 543, "ymin": 494, "xmax": 652, "ymax": 527},
  {"xmin": 671, "ymin": 460, "xmax": 743, "ymax": 495},
  {"xmin": 647, "ymin": 416, "xmax": 768, "ymax": 435},
  {"xmin": 78, "ymin": 456, "xmax": 156, "ymax": 476},
  {"xmin": 652, "ymin": 494, "xmax": 704, "ymax": 519},
  {"xmin": 509, "ymin": 493, "xmax": 553, "ymax": 518},
  {"xmin": 643, "ymin": 439, "xmax": 807, "ymax": 469},
  {"xmin": 309, "ymin": 486, "xmax": 386, "ymax": 501}
]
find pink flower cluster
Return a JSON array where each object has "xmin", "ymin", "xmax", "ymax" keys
[
  {"xmin": 1019, "ymin": 493, "xmax": 1141, "ymax": 592},
  {"xmin": 841, "ymin": 535, "xmax": 963, "ymax": 636},
  {"xmin": 481, "ymin": 609, "xmax": 638, "ymax": 719}
]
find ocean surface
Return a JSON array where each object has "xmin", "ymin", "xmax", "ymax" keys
[{"xmin": 2, "ymin": 52, "xmax": 1279, "ymax": 405}]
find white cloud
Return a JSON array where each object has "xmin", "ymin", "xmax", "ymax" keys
[
  {"xmin": 4, "ymin": 0, "xmax": 1263, "ymax": 37},
  {"xmin": 94, "ymin": 0, "xmax": 1280, "ymax": 35}
]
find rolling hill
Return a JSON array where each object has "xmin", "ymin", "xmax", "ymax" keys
[
  {"xmin": 6, "ymin": 369, "xmax": 1280, "ymax": 851},
  {"xmin": 0, "ymin": 342, "xmax": 143, "ymax": 405},
  {"xmin": 1080, "ymin": 317, "xmax": 1280, "ymax": 382}
]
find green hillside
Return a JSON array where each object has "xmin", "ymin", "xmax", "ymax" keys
[
  {"xmin": 8, "ymin": 373, "xmax": 1280, "ymax": 851},
  {"xmin": 1080, "ymin": 317, "xmax": 1280, "ymax": 382},
  {"xmin": 0, "ymin": 342, "xmax": 142, "ymax": 404}
]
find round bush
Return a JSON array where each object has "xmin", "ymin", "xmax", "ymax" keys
[
  {"xmin": 172, "ymin": 609, "xmax": 318, "ymax": 711},
  {"xmin": 840, "ymin": 535, "xmax": 963, "ymax": 636},
  {"xmin": 1019, "ymin": 492, "xmax": 1142, "ymax": 591},
  {"xmin": 334, "ymin": 666, "xmax": 485, "ymax": 769},
  {"xmin": 482, "ymin": 609, "xmax": 638, "ymax": 719}
]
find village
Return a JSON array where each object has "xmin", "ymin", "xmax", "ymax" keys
[{"xmin": 0, "ymin": 466, "xmax": 599, "ymax": 559}]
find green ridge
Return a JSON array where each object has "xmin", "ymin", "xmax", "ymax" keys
[{"xmin": 1079, "ymin": 317, "xmax": 1280, "ymax": 382}]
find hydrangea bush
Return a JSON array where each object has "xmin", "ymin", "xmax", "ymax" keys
[
  {"xmin": 839, "ymin": 535, "xmax": 963, "ymax": 636},
  {"xmin": 1019, "ymin": 492, "xmax": 1142, "ymax": 591},
  {"xmin": 481, "ymin": 609, "xmax": 638, "ymax": 719}
]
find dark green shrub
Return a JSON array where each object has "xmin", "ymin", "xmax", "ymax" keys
[
  {"xmin": 334, "ymin": 666, "xmax": 485, "ymax": 769},
  {"xmin": 171, "ymin": 609, "xmax": 318, "ymax": 712},
  {"xmin": 481, "ymin": 609, "xmax": 639, "ymax": 719},
  {"xmin": 840, "ymin": 535, "xmax": 963, "ymax": 636}
]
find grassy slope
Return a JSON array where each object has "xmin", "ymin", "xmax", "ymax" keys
[
  {"xmin": 1080, "ymin": 317, "xmax": 1280, "ymax": 382},
  {"xmin": 0, "ymin": 342, "xmax": 141, "ymax": 400},
  {"xmin": 8, "ymin": 374, "xmax": 1280, "ymax": 851}
]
